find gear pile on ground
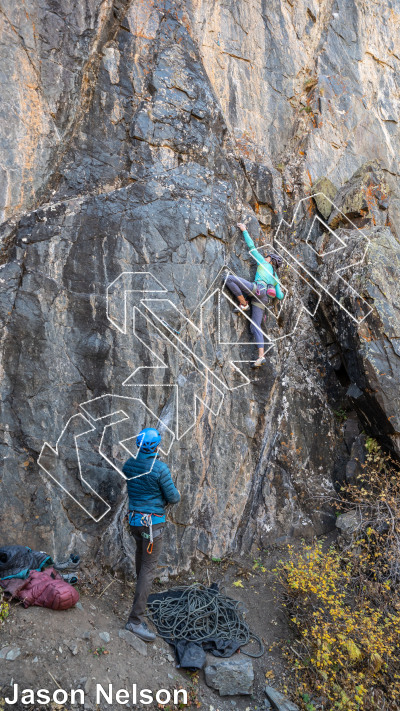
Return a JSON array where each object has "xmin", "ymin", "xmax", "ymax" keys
[{"xmin": 147, "ymin": 583, "xmax": 264, "ymax": 669}]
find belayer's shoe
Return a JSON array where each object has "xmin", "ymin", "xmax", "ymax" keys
[
  {"xmin": 252, "ymin": 356, "xmax": 266, "ymax": 368},
  {"xmin": 125, "ymin": 621, "xmax": 156, "ymax": 642}
]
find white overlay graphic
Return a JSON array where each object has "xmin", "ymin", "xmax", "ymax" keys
[{"xmin": 38, "ymin": 194, "xmax": 374, "ymax": 520}]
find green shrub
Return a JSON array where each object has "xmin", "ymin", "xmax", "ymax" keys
[{"xmin": 276, "ymin": 446, "xmax": 400, "ymax": 710}]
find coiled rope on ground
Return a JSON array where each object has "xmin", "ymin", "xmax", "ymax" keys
[{"xmin": 147, "ymin": 583, "xmax": 265, "ymax": 658}]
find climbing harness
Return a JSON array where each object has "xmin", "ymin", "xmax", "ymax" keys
[
  {"xmin": 129, "ymin": 511, "xmax": 164, "ymax": 554},
  {"xmin": 254, "ymin": 282, "xmax": 267, "ymax": 298},
  {"xmin": 254, "ymin": 279, "xmax": 277, "ymax": 300},
  {"xmin": 147, "ymin": 583, "xmax": 265, "ymax": 658}
]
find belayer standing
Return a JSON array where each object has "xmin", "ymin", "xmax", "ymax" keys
[
  {"xmin": 123, "ymin": 428, "xmax": 180, "ymax": 641},
  {"xmin": 225, "ymin": 223, "xmax": 284, "ymax": 367}
]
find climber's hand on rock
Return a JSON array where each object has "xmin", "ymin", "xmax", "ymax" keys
[{"xmin": 237, "ymin": 222, "xmax": 246, "ymax": 231}]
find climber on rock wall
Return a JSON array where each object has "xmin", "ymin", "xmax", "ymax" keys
[
  {"xmin": 122, "ymin": 428, "xmax": 181, "ymax": 642},
  {"xmin": 225, "ymin": 223, "xmax": 284, "ymax": 367}
]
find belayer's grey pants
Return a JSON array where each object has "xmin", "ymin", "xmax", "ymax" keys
[
  {"xmin": 225, "ymin": 274, "xmax": 268, "ymax": 349},
  {"xmin": 128, "ymin": 522, "xmax": 164, "ymax": 625}
]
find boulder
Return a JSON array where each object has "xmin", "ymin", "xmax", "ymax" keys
[
  {"xmin": 335, "ymin": 511, "xmax": 361, "ymax": 536},
  {"xmin": 311, "ymin": 177, "xmax": 338, "ymax": 218},
  {"xmin": 0, "ymin": 646, "xmax": 21, "ymax": 660},
  {"xmin": 205, "ymin": 657, "xmax": 254, "ymax": 696},
  {"xmin": 265, "ymin": 686, "xmax": 299, "ymax": 710},
  {"xmin": 118, "ymin": 629, "xmax": 147, "ymax": 657}
]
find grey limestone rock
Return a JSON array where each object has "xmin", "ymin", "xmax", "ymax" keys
[
  {"xmin": 118, "ymin": 628, "xmax": 147, "ymax": 656},
  {"xmin": 265, "ymin": 686, "xmax": 299, "ymax": 711},
  {"xmin": 0, "ymin": 0, "xmax": 399, "ymax": 583},
  {"xmin": 205, "ymin": 657, "xmax": 254, "ymax": 696},
  {"xmin": 336, "ymin": 511, "xmax": 361, "ymax": 536},
  {"xmin": 0, "ymin": 647, "xmax": 21, "ymax": 661}
]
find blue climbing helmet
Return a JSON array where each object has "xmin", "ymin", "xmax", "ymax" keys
[{"xmin": 136, "ymin": 427, "xmax": 161, "ymax": 453}]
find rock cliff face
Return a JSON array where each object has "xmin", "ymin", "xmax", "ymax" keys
[{"xmin": 0, "ymin": 0, "xmax": 399, "ymax": 575}]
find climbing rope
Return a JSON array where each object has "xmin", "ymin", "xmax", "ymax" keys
[{"xmin": 146, "ymin": 583, "xmax": 265, "ymax": 658}]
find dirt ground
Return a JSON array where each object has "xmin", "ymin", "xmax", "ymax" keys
[{"xmin": 0, "ymin": 550, "xmax": 293, "ymax": 711}]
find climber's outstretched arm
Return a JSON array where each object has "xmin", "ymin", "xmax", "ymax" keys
[{"xmin": 237, "ymin": 223, "xmax": 266, "ymax": 267}]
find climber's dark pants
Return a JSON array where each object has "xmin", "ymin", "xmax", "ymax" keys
[
  {"xmin": 128, "ymin": 523, "xmax": 164, "ymax": 625},
  {"xmin": 225, "ymin": 274, "xmax": 268, "ymax": 349}
]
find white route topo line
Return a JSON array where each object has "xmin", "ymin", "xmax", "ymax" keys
[{"xmin": 38, "ymin": 193, "xmax": 375, "ymax": 519}]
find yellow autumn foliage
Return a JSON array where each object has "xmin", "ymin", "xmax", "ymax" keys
[
  {"xmin": 0, "ymin": 593, "xmax": 9, "ymax": 625},
  {"xmin": 277, "ymin": 542, "xmax": 400, "ymax": 710}
]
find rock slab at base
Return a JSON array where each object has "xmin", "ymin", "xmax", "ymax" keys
[
  {"xmin": 205, "ymin": 657, "xmax": 254, "ymax": 695},
  {"xmin": 118, "ymin": 629, "xmax": 147, "ymax": 656},
  {"xmin": 335, "ymin": 511, "xmax": 361, "ymax": 535},
  {"xmin": 265, "ymin": 686, "xmax": 299, "ymax": 711},
  {"xmin": 0, "ymin": 646, "xmax": 21, "ymax": 660}
]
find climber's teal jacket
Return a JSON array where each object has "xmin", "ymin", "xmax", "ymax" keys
[
  {"xmin": 122, "ymin": 451, "xmax": 180, "ymax": 515},
  {"xmin": 243, "ymin": 230, "xmax": 284, "ymax": 300}
]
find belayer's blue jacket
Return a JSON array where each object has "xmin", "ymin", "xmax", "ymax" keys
[
  {"xmin": 243, "ymin": 230, "xmax": 284, "ymax": 300},
  {"xmin": 122, "ymin": 451, "xmax": 180, "ymax": 515}
]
